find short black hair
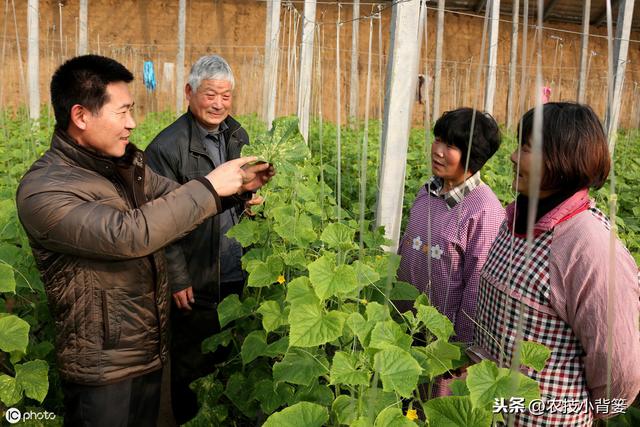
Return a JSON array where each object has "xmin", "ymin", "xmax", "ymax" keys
[
  {"xmin": 50, "ymin": 55, "xmax": 134, "ymax": 131},
  {"xmin": 433, "ymin": 107, "xmax": 501, "ymax": 174},
  {"xmin": 518, "ymin": 102, "xmax": 610, "ymax": 193}
]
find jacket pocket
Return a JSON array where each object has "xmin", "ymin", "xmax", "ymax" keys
[{"xmin": 101, "ymin": 289, "xmax": 122, "ymax": 349}]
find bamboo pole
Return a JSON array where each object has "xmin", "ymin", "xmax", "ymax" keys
[
  {"xmin": 605, "ymin": 0, "xmax": 634, "ymax": 153},
  {"xmin": 484, "ymin": 0, "xmax": 500, "ymax": 115},
  {"xmin": 375, "ymin": 0, "xmax": 422, "ymax": 251},
  {"xmin": 27, "ymin": 0, "xmax": 39, "ymax": 120},
  {"xmin": 349, "ymin": 0, "xmax": 359, "ymax": 124},
  {"xmin": 297, "ymin": 0, "xmax": 316, "ymax": 142},
  {"xmin": 175, "ymin": 0, "xmax": 186, "ymax": 115},
  {"xmin": 577, "ymin": 0, "xmax": 591, "ymax": 103},
  {"xmin": 78, "ymin": 0, "xmax": 88, "ymax": 55},
  {"xmin": 262, "ymin": 0, "xmax": 281, "ymax": 128},
  {"xmin": 506, "ymin": 0, "xmax": 520, "ymax": 128},
  {"xmin": 432, "ymin": 0, "xmax": 445, "ymax": 121}
]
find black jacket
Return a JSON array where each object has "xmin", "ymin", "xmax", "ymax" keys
[{"xmin": 145, "ymin": 111, "xmax": 249, "ymax": 306}]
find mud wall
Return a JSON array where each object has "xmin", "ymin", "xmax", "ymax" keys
[{"xmin": 2, "ymin": 0, "xmax": 639, "ymax": 128}]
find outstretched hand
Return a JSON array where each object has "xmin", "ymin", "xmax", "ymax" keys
[
  {"xmin": 205, "ymin": 156, "xmax": 259, "ymax": 197},
  {"xmin": 240, "ymin": 162, "xmax": 276, "ymax": 193}
]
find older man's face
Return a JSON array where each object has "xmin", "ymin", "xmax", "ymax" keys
[{"xmin": 186, "ymin": 79, "xmax": 233, "ymax": 130}]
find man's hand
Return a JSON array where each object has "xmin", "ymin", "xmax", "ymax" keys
[
  {"xmin": 240, "ymin": 162, "xmax": 276, "ymax": 193},
  {"xmin": 173, "ymin": 286, "xmax": 195, "ymax": 311},
  {"xmin": 205, "ymin": 156, "xmax": 259, "ymax": 196}
]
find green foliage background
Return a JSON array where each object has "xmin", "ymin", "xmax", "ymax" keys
[{"xmin": 0, "ymin": 109, "xmax": 638, "ymax": 425}]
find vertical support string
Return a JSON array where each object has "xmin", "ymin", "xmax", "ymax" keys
[{"xmin": 335, "ymin": 5, "xmax": 342, "ymax": 222}]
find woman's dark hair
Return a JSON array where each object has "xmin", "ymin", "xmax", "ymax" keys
[
  {"xmin": 433, "ymin": 107, "xmax": 501, "ymax": 174},
  {"xmin": 518, "ymin": 102, "xmax": 610, "ymax": 192},
  {"xmin": 50, "ymin": 55, "xmax": 134, "ymax": 131}
]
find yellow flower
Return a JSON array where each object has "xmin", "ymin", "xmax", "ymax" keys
[
  {"xmin": 277, "ymin": 275, "xmax": 286, "ymax": 284},
  {"xmin": 360, "ymin": 299, "xmax": 368, "ymax": 305},
  {"xmin": 405, "ymin": 409, "xmax": 418, "ymax": 421}
]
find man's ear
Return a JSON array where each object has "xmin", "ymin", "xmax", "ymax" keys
[
  {"xmin": 185, "ymin": 84, "xmax": 193, "ymax": 101},
  {"xmin": 69, "ymin": 104, "xmax": 88, "ymax": 130}
]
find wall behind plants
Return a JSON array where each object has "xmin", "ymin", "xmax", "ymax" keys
[{"xmin": 2, "ymin": 0, "xmax": 640, "ymax": 128}]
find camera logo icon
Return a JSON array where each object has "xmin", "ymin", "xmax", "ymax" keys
[{"xmin": 5, "ymin": 407, "xmax": 21, "ymax": 424}]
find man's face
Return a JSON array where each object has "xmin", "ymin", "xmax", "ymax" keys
[
  {"xmin": 77, "ymin": 81, "xmax": 136, "ymax": 157},
  {"xmin": 186, "ymin": 79, "xmax": 233, "ymax": 130}
]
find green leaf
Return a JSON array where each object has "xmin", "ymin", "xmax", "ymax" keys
[
  {"xmin": 264, "ymin": 336, "xmax": 289, "ymax": 357},
  {"xmin": 0, "ymin": 263, "xmax": 16, "ymax": 293},
  {"xmin": 329, "ymin": 351, "xmax": 371, "ymax": 386},
  {"xmin": 247, "ymin": 255, "xmax": 284, "ymax": 287},
  {"xmin": 389, "ymin": 281, "xmax": 420, "ymax": 300},
  {"xmin": 224, "ymin": 372, "xmax": 256, "ymax": 415},
  {"xmin": 290, "ymin": 380, "xmax": 334, "ymax": 407},
  {"xmin": 369, "ymin": 321, "xmax": 412, "ymax": 351},
  {"xmin": 416, "ymin": 304, "xmax": 454, "ymax": 341},
  {"xmin": 263, "ymin": 402, "xmax": 328, "ymax": 427},
  {"xmin": 361, "ymin": 387, "xmax": 403, "ymax": 420},
  {"xmin": 15, "ymin": 360, "xmax": 48, "ymax": 403},
  {"xmin": 202, "ymin": 329, "xmax": 233, "ymax": 354},
  {"xmin": 424, "ymin": 396, "xmax": 492, "ymax": 427},
  {"xmin": 288, "ymin": 304, "xmax": 347, "ymax": 347},
  {"xmin": 374, "ymin": 407, "xmax": 417, "ymax": 427},
  {"xmin": 353, "ymin": 260, "xmax": 381, "ymax": 288},
  {"xmin": 226, "ymin": 219, "xmax": 261, "ymax": 247},
  {"xmin": 320, "ymin": 222, "xmax": 357, "ymax": 251},
  {"xmin": 332, "ymin": 395, "xmax": 358, "ymax": 425},
  {"xmin": 0, "ymin": 315, "xmax": 30, "ymax": 353},
  {"xmin": 257, "ymin": 300, "xmax": 288, "ymax": 333},
  {"xmin": 449, "ymin": 379, "xmax": 470, "ymax": 396},
  {"xmin": 519, "ymin": 341, "xmax": 551, "ymax": 371},
  {"xmin": 0, "ymin": 374, "xmax": 22, "ymax": 406},
  {"xmin": 373, "ymin": 346, "xmax": 423, "ymax": 397},
  {"xmin": 466, "ymin": 360, "xmax": 506, "ymax": 409},
  {"xmin": 273, "ymin": 348, "xmax": 328, "ymax": 386},
  {"xmin": 274, "ymin": 213, "xmax": 317, "ymax": 246},
  {"xmin": 216, "ymin": 294, "xmax": 251, "ymax": 328},
  {"xmin": 251, "ymin": 379, "xmax": 294, "ymax": 415},
  {"xmin": 308, "ymin": 254, "xmax": 358, "ymax": 300},
  {"xmin": 241, "ymin": 331, "xmax": 268, "ymax": 365},
  {"xmin": 466, "ymin": 360, "xmax": 540, "ymax": 410},
  {"xmin": 366, "ymin": 302, "xmax": 390, "ymax": 323},
  {"xmin": 346, "ymin": 312, "xmax": 372, "ymax": 346},
  {"xmin": 421, "ymin": 339, "xmax": 462, "ymax": 379},
  {"xmin": 286, "ymin": 277, "xmax": 320, "ymax": 307},
  {"xmin": 281, "ymin": 249, "xmax": 308, "ymax": 269}
]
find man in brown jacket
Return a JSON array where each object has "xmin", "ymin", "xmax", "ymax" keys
[{"xmin": 15, "ymin": 55, "xmax": 273, "ymax": 426}]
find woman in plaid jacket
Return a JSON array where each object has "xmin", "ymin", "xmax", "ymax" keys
[{"xmin": 471, "ymin": 103, "xmax": 640, "ymax": 426}]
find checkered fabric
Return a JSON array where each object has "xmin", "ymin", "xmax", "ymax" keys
[
  {"xmin": 475, "ymin": 220, "xmax": 594, "ymax": 426},
  {"xmin": 425, "ymin": 171, "xmax": 483, "ymax": 209}
]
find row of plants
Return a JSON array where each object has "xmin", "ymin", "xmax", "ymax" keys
[{"xmin": 183, "ymin": 117, "xmax": 550, "ymax": 426}]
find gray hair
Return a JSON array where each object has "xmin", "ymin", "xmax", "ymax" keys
[{"xmin": 187, "ymin": 55, "xmax": 235, "ymax": 91}]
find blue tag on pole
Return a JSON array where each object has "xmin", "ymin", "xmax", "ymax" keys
[{"xmin": 143, "ymin": 61, "xmax": 157, "ymax": 91}]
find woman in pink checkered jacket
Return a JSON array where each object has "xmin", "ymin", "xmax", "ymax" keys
[{"xmin": 470, "ymin": 102, "xmax": 640, "ymax": 426}]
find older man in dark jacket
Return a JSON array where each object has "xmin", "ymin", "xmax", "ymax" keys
[
  {"xmin": 16, "ymin": 55, "xmax": 273, "ymax": 427},
  {"xmin": 145, "ymin": 54, "xmax": 256, "ymax": 424}
]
